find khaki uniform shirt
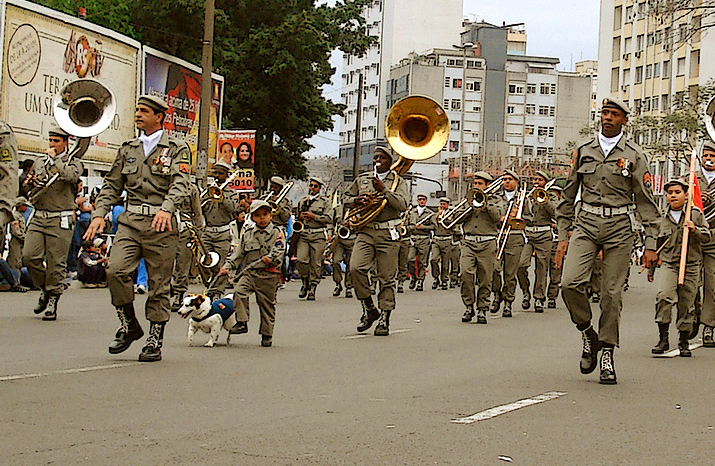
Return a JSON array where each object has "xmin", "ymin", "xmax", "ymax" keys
[
  {"xmin": 409, "ymin": 207, "xmax": 435, "ymax": 237},
  {"xmin": 93, "ymin": 131, "xmax": 190, "ymax": 219},
  {"xmin": 203, "ymin": 187, "xmax": 239, "ymax": 227},
  {"xmin": 657, "ymin": 208, "xmax": 711, "ymax": 264},
  {"xmin": 344, "ymin": 171, "xmax": 409, "ymax": 223},
  {"xmin": 225, "ymin": 222, "xmax": 285, "ymax": 273},
  {"xmin": 297, "ymin": 194, "xmax": 332, "ymax": 229},
  {"xmin": 272, "ymin": 197, "xmax": 293, "ymax": 228},
  {"xmin": 0, "ymin": 121, "xmax": 18, "ymax": 224},
  {"xmin": 526, "ymin": 193, "xmax": 556, "ymax": 227},
  {"xmin": 697, "ymin": 169, "xmax": 715, "ymax": 249},
  {"xmin": 30, "ymin": 151, "xmax": 83, "ymax": 211},
  {"xmin": 178, "ymin": 184, "xmax": 204, "ymax": 229},
  {"xmin": 461, "ymin": 195, "xmax": 504, "ymax": 236},
  {"xmin": 557, "ymin": 135, "xmax": 660, "ymax": 250},
  {"xmin": 432, "ymin": 209, "xmax": 455, "ymax": 237}
]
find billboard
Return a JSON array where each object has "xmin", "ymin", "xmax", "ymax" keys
[
  {"xmin": 143, "ymin": 46, "xmax": 223, "ymax": 167},
  {"xmin": 0, "ymin": 1, "xmax": 140, "ymax": 163},
  {"xmin": 217, "ymin": 129, "xmax": 255, "ymax": 192}
]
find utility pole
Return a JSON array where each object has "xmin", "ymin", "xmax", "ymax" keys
[
  {"xmin": 197, "ymin": 0, "xmax": 215, "ymax": 188},
  {"xmin": 352, "ymin": 73, "xmax": 363, "ymax": 179}
]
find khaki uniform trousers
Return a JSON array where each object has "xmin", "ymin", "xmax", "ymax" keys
[
  {"xmin": 396, "ymin": 238, "xmax": 410, "ymax": 282},
  {"xmin": 430, "ymin": 238, "xmax": 451, "ymax": 284},
  {"xmin": 332, "ymin": 238, "xmax": 354, "ymax": 289},
  {"xmin": 460, "ymin": 239, "xmax": 497, "ymax": 310},
  {"xmin": 233, "ymin": 270, "xmax": 280, "ymax": 336},
  {"xmin": 350, "ymin": 227, "xmax": 399, "ymax": 310},
  {"xmin": 107, "ymin": 215, "xmax": 178, "ymax": 323},
  {"xmin": 590, "ymin": 254, "xmax": 603, "ymax": 294},
  {"xmin": 23, "ymin": 215, "xmax": 74, "ymax": 295},
  {"xmin": 449, "ymin": 241, "xmax": 460, "ymax": 284},
  {"xmin": 204, "ymin": 229, "xmax": 232, "ymax": 296},
  {"xmin": 561, "ymin": 212, "xmax": 633, "ymax": 346},
  {"xmin": 547, "ymin": 240, "xmax": 562, "ymax": 300},
  {"xmin": 517, "ymin": 231, "xmax": 552, "ymax": 301},
  {"xmin": 296, "ymin": 230, "xmax": 326, "ymax": 285},
  {"xmin": 171, "ymin": 230, "xmax": 194, "ymax": 297},
  {"xmin": 700, "ymin": 244, "xmax": 715, "ymax": 328},
  {"xmin": 492, "ymin": 233, "xmax": 525, "ymax": 303},
  {"xmin": 655, "ymin": 262, "xmax": 699, "ymax": 333},
  {"xmin": 408, "ymin": 236, "xmax": 430, "ymax": 279}
]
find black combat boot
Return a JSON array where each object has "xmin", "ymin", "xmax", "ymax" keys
[
  {"xmin": 689, "ymin": 310, "xmax": 701, "ymax": 340},
  {"xmin": 476, "ymin": 308, "xmax": 487, "ymax": 324},
  {"xmin": 703, "ymin": 326, "xmax": 715, "ymax": 348},
  {"xmin": 333, "ymin": 283, "xmax": 343, "ymax": 297},
  {"xmin": 521, "ymin": 291, "xmax": 531, "ymax": 310},
  {"xmin": 229, "ymin": 321, "xmax": 248, "ymax": 335},
  {"xmin": 502, "ymin": 301, "xmax": 512, "ymax": 318},
  {"xmin": 678, "ymin": 331, "xmax": 692, "ymax": 357},
  {"xmin": 307, "ymin": 283, "xmax": 317, "ymax": 301},
  {"xmin": 357, "ymin": 298, "xmax": 380, "ymax": 333},
  {"xmin": 109, "ymin": 303, "xmax": 144, "ymax": 354},
  {"xmin": 449, "ymin": 280, "xmax": 457, "ymax": 289},
  {"xmin": 397, "ymin": 281, "xmax": 404, "ymax": 293},
  {"xmin": 599, "ymin": 346, "xmax": 617, "ymax": 384},
  {"xmin": 416, "ymin": 279, "xmax": 424, "ymax": 292},
  {"xmin": 408, "ymin": 276, "xmax": 417, "ymax": 290},
  {"xmin": 580, "ymin": 325, "xmax": 601, "ymax": 374},
  {"xmin": 138, "ymin": 322, "xmax": 165, "ymax": 362},
  {"xmin": 490, "ymin": 292, "xmax": 501, "ymax": 314},
  {"xmin": 651, "ymin": 323, "xmax": 669, "ymax": 355},
  {"xmin": 345, "ymin": 288, "xmax": 353, "ymax": 299},
  {"xmin": 462, "ymin": 305, "xmax": 475, "ymax": 323},
  {"xmin": 431, "ymin": 279, "xmax": 439, "ymax": 290},
  {"xmin": 374, "ymin": 310, "xmax": 391, "ymax": 336},
  {"xmin": 534, "ymin": 299, "xmax": 544, "ymax": 313},
  {"xmin": 547, "ymin": 298, "xmax": 556, "ymax": 309},
  {"xmin": 33, "ymin": 288, "xmax": 49, "ymax": 314},
  {"xmin": 298, "ymin": 278, "xmax": 309, "ymax": 299},
  {"xmin": 42, "ymin": 294, "xmax": 60, "ymax": 321},
  {"xmin": 261, "ymin": 335, "xmax": 273, "ymax": 347},
  {"xmin": 441, "ymin": 281, "xmax": 448, "ymax": 290}
]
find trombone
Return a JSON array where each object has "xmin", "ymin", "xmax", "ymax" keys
[
  {"xmin": 496, "ymin": 188, "xmax": 528, "ymax": 260},
  {"xmin": 200, "ymin": 169, "xmax": 242, "ymax": 207},
  {"xmin": 527, "ymin": 178, "xmax": 557, "ymax": 205},
  {"xmin": 439, "ymin": 177, "xmax": 504, "ymax": 229},
  {"xmin": 267, "ymin": 181, "xmax": 294, "ymax": 215}
]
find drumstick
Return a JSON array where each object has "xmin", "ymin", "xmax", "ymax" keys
[{"xmin": 638, "ymin": 238, "xmax": 670, "ymax": 274}]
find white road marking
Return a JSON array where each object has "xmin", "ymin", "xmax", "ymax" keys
[
  {"xmin": 339, "ymin": 328, "xmax": 413, "ymax": 340},
  {"xmin": 655, "ymin": 341, "xmax": 703, "ymax": 358},
  {"xmin": 0, "ymin": 362, "xmax": 140, "ymax": 382},
  {"xmin": 450, "ymin": 391, "xmax": 567, "ymax": 424}
]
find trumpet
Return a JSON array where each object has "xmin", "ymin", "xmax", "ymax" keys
[
  {"xmin": 527, "ymin": 179, "xmax": 557, "ymax": 205},
  {"xmin": 439, "ymin": 177, "xmax": 503, "ymax": 229}
]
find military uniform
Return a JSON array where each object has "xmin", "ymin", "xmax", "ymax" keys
[
  {"xmin": 396, "ymin": 209, "xmax": 412, "ymax": 292},
  {"xmin": 408, "ymin": 205, "xmax": 434, "ymax": 290},
  {"xmin": 448, "ymin": 231, "xmax": 461, "ymax": 288},
  {"xmin": 697, "ymin": 166, "xmax": 715, "ymax": 346},
  {"xmin": 546, "ymin": 224, "xmax": 562, "ymax": 307},
  {"xmin": 295, "ymin": 185, "xmax": 332, "ymax": 299},
  {"xmin": 430, "ymin": 203, "xmax": 455, "ymax": 289},
  {"xmin": 0, "ymin": 121, "xmax": 18, "ymax": 232},
  {"xmin": 7, "ymin": 203, "xmax": 27, "ymax": 270},
  {"xmin": 171, "ymin": 183, "xmax": 203, "ymax": 309},
  {"xmin": 331, "ymin": 202, "xmax": 354, "ymax": 297},
  {"xmin": 224, "ymin": 201, "xmax": 285, "ymax": 347},
  {"xmin": 23, "ymin": 144, "xmax": 83, "ymax": 320},
  {"xmin": 345, "ymin": 166, "xmax": 409, "ymax": 335}
]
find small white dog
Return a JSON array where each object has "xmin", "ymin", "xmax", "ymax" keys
[{"xmin": 177, "ymin": 294, "xmax": 237, "ymax": 347}]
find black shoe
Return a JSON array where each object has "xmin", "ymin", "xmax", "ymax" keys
[
  {"xmin": 462, "ymin": 305, "xmax": 475, "ymax": 323},
  {"xmin": 345, "ymin": 289, "xmax": 353, "ymax": 299},
  {"xmin": 652, "ymin": 323, "xmax": 669, "ymax": 355},
  {"xmin": 229, "ymin": 321, "xmax": 248, "ymax": 335},
  {"xmin": 397, "ymin": 282, "xmax": 404, "ymax": 294},
  {"xmin": 689, "ymin": 311, "xmax": 701, "ymax": 340},
  {"xmin": 374, "ymin": 310, "xmax": 391, "ymax": 336},
  {"xmin": 547, "ymin": 298, "xmax": 556, "ymax": 309},
  {"xmin": 138, "ymin": 345, "xmax": 161, "ymax": 362},
  {"xmin": 432, "ymin": 280, "xmax": 439, "ymax": 290},
  {"xmin": 678, "ymin": 332, "xmax": 692, "ymax": 357},
  {"xmin": 534, "ymin": 299, "xmax": 544, "ymax": 313},
  {"xmin": 476, "ymin": 309, "xmax": 487, "ymax": 324},
  {"xmin": 11, "ymin": 283, "xmax": 29, "ymax": 292},
  {"xmin": 599, "ymin": 347, "xmax": 617, "ymax": 384},
  {"xmin": 449, "ymin": 281, "xmax": 457, "ymax": 289},
  {"xmin": 333, "ymin": 284, "xmax": 343, "ymax": 297},
  {"xmin": 441, "ymin": 282, "xmax": 448, "ymax": 290},
  {"xmin": 623, "ymin": 282, "xmax": 629, "ymax": 292},
  {"xmin": 580, "ymin": 326, "xmax": 601, "ymax": 374},
  {"xmin": 416, "ymin": 279, "xmax": 424, "ymax": 292},
  {"xmin": 33, "ymin": 289, "xmax": 49, "ymax": 314},
  {"xmin": 42, "ymin": 294, "xmax": 59, "ymax": 321},
  {"xmin": 703, "ymin": 326, "xmax": 715, "ymax": 348},
  {"xmin": 490, "ymin": 294, "xmax": 501, "ymax": 314},
  {"xmin": 502, "ymin": 302, "xmax": 512, "ymax": 318},
  {"xmin": 408, "ymin": 277, "xmax": 417, "ymax": 290},
  {"xmin": 109, "ymin": 305, "xmax": 144, "ymax": 354},
  {"xmin": 307, "ymin": 283, "xmax": 317, "ymax": 301},
  {"xmin": 357, "ymin": 299, "xmax": 380, "ymax": 332},
  {"xmin": 261, "ymin": 335, "xmax": 273, "ymax": 347},
  {"xmin": 521, "ymin": 293, "xmax": 531, "ymax": 310},
  {"xmin": 298, "ymin": 279, "xmax": 309, "ymax": 299},
  {"xmin": 138, "ymin": 322, "xmax": 165, "ymax": 362},
  {"xmin": 591, "ymin": 292, "xmax": 601, "ymax": 304}
]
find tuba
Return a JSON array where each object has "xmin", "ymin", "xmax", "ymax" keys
[
  {"xmin": 344, "ymin": 95, "xmax": 449, "ymax": 229},
  {"xmin": 29, "ymin": 79, "xmax": 116, "ymax": 204}
]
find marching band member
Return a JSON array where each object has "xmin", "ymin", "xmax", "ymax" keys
[
  {"xmin": 268, "ymin": 176, "xmax": 293, "ymax": 231},
  {"xmin": 396, "ymin": 206, "xmax": 412, "ymax": 293},
  {"xmin": 546, "ymin": 183, "xmax": 563, "ymax": 308},
  {"xmin": 331, "ymin": 192, "xmax": 355, "ymax": 298},
  {"xmin": 408, "ymin": 193, "xmax": 434, "ymax": 291},
  {"xmin": 430, "ymin": 197, "xmax": 454, "ymax": 290},
  {"xmin": 295, "ymin": 176, "xmax": 332, "ymax": 301},
  {"xmin": 0, "ymin": 120, "xmax": 18, "ymax": 239},
  {"xmin": 697, "ymin": 142, "xmax": 715, "ymax": 347},
  {"xmin": 170, "ymin": 180, "xmax": 203, "ymax": 312}
]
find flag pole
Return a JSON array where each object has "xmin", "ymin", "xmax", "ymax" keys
[{"xmin": 678, "ymin": 147, "xmax": 698, "ymax": 285}]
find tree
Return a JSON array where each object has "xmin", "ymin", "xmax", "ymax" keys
[
  {"xmin": 646, "ymin": 1, "xmax": 715, "ymax": 48},
  {"xmin": 35, "ymin": 0, "xmax": 374, "ymax": 182}
]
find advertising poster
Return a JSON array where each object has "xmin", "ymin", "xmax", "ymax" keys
[
  {"xmin": 217, "ymin": 129, "xmax": 255, "ymax": 192},
  {"xmin": 143, "ymin": 46, "xmax": 223, "ymax": 167},
  {"xmin": 1, "ymin": 2, "xmax": 140, "ymax": 163}
]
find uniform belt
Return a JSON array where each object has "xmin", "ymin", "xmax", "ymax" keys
[
  {"xmin": 525, "ymin": 225, "xmax": 552, "ymax": 233},
  {"xmin": 580, "ymin": 202, "xmax": 633, "ymax": 218},
  {"xmin": 373, "ymin": 219, "xmax": 401, "ymax": 230},
  {"xmin": 205, "ymin": 225, "xmax": 231, "ymax": 234},
  {"xmin": 434, "ymin": 235, "xmax": 452, "ymax": 240},
  {"xmin": 464, "ymin": 234, "xmax": 496, "ymax": 243},
  {"xmin": 126, "ymin": 203, "xmax": 163, "ymax": 216},
  {"xmin": 33, "ymin": 209, "xmax": 74, "ymax": 219},
  {"xmin": 303, "ymin": 227, "xmax": 326, "ymax": 234}
]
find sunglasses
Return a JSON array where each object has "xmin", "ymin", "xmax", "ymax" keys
[{"xmin": 309, "ymin": 183, "xmax": 320, "ymax": 188}]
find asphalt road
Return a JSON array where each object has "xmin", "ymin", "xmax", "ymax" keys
[{"xmin": 2, "ymin": 267, "xmax": 715, "ymax": 465}]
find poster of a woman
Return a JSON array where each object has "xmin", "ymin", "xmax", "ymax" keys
[{"xmin": 215, "ymin": 130, "xmax": 256, "ymax": 192}]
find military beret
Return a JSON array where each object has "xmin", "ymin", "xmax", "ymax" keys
[
  {"xmin": 601, "ymin": 97, "xmax": 630, "ymax": 115},
  {"xmin": 663, "ymin": 178, "xmax": 688, "ymax": 192},
  {"xmin": 548, "ymin": 184, "xmax": 563, "ymax": 192},
  {"xmin": 702, "ymin": 141, "xmax": 715, "ymax": 154},
  {"xmin": 249, "ymin": 199, "xmax": 272, "ymax": 215},
  {"xmin": 440, "ymin": 197, "xmax": 451, "ymax": 204},
  {"xmin": 310, "ymin": 176, "xmax": 324, "ymax": 186},
  {"xmin": 535, "ymin": 170, "xmax": 550, "ymax": 181},
  {"xmin": 416, "ymin": 193, "xmax": 428, "ymax": 199},
  {"xmin": 503, "ymin": 169, "xmax": 520, "ymax": 181},
  {"xmin": 48, "ymin": 126, "xmax": 70, "ymax": 139},
  {"xmin": 14, "ymin": 196, "xmax": 28, "ymax": 206},
  {"xmin": 374, "ymin": 145, "xmax": 394, "ymax": 160},
  {"xmin": 473, "ymin": 171, "xmax": 493, "ymax": 182},
  {"xmin": 137, "ymin": 94, "xmax": 169, "ymax": 113},
  {"xmin": 214, "ymin": 161, "xmax": 232, "ymax": 172},
  {"xmin": 270, "ymin": 176, "xmax": 286, "ymax": 187}
]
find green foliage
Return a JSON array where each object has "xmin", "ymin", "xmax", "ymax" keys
[{"xmin": 33, "ymin": 0, "xmax": 375, "ymax": 182}]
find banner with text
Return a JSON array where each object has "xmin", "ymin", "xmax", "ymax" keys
[{"xmin": 217, "ymin": 130, "xmax": 255, "ymax": 192}]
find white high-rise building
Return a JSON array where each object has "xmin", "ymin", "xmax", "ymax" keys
[{"xmin": 338, "ymin": 0, "xmax": 464, "ymax": 171}]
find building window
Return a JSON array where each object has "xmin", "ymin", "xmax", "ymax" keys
[
  {"xmin": 662, "ymin": 94, "xmax": 669, "ymax": 110},
  {"xmin": 451, "ymin": 99, "xmax": 461, "ymax": 111},
  {"xmin": 538, "ymin": 126, "xmax": 548, "ymax": 136},
  {"xmin": 677, "ymin": 57, "xmax": 686, "ymax": 76},
  {"xmin": 525, "ymin": 125, "xmax": 534, "ymax": 135},
  {"xmin": 507, "ymin": 105, "xmax": 516, "ymax": 114},
  {"xmin": 537, "ymin": 147, "xmax": 548, "ymax": 156},
  {"xmin": 466, "ymin": 80, "xmax": 481, "ymax": 91},
  {"xmin": 635, "ymin": 66, "xmax": 643, "ymax": 83},
  {"xmin": 643, "ymin": 97, "xmax": 651, "ymax": 112},
  {"xmin": 524, "ymin": 146, "xmax": 534, "ymax": 156},
  {"xmin": 444, "ymin": 99, "xmax": 449, "ymax": 108},
  {"xmin": 654, "ymin": 63, "xmax": 661, "ymax": 77},
  {"xmin": 652, "ymin": 97, "xmax": 659, "ymax": 110},
  {"xmin": 451, "ymin": 120, "xmax": 460, "ymax": 130},
  {"xmin": 449, "ymin": 141, "xmax": 459, "ymax": 152},
  {"xmin": 509, "ymin": 83, "xmax": 524, "ymax": 94},
  {"xmin": 452, "ymin": 78, "xmax": 463, "ymax": 89},
  {"xmin": 550, "ymin": 83, "xmax": 556, "ymax": 94},
  {"xmin": 445, "ymin": 77, "xmax": 451, "ymax": 87},
  {"xmin": 527, "ymin": 84, "xmax": 536, "ymax": 94},
  {"xmin": 472, "ymin": 105, "xmax": 481, "ymax": 112},
  {"xmin": 663, "ymin": 61, "xmax": 670, "ymax": 78},
  {"xmin": 539, "ymin": 106, "xmax": 549, "ymax": 116},
  {"xmin": 548, "ymin": 127, "xmax": 554, "ymax": 137},
  {"xmin": 447, "ymin": 59, "xmax": 456, "ymax": 66},
  {"xmin": 540, "ymin": 83, "xmax": 549, "ymax": 94},
  {"xmin": 646, "ymin": 64, "xmax": 652, "ymax": 79},
  {"xmin": 526, "ymin": 104, "xmax": 536, "ymax": 115},
  {"xmin": 549, "ymin": 106, "xmax": 556, "ymax": 117},
  {"xmin": 637, "ymin": 34, "xmax": 644, "ymax": 50}
]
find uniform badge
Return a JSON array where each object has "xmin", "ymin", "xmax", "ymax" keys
[
  {"xmin": 218, "ymin": 302, "xmax": 226, "ymax": 310},
  {"xmin": 178, "ymin": 162, "xmax": 190, "ymax": 174},
  {"xmin": 618, "ymin": 158, "xmax": 631, "ymax": 177},
  {"xmin": 643, "ymin": 172, "xmax": 652, "ymax": 189},
  {"xmin": 0, "ymin": 147, "xmax": 11, "ymax": 162}
]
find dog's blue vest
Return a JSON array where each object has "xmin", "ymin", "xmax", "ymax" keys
[{"xmin": 192, "ymin": 298, "xmax": 234, "ymax": 323}]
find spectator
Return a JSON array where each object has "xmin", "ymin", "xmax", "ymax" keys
[
  {"xmin": 0, "ymin": 258, "xmax": 30, "ymax": 292},
  {"xmin": 67, "ymin": 180, "xmax": 94, "ymax": 277},
  {"xmin": 77, "ymin": 238, "xmax": 108, "ymax": 287},
  {"xmin": 18, "ymin": 159, "xmax": 34, "ymax": 197}
]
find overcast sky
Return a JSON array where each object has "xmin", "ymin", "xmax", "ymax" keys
[{"xmin": 307, "ymin": 0, "xmax": 601, "ymax": 157}]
